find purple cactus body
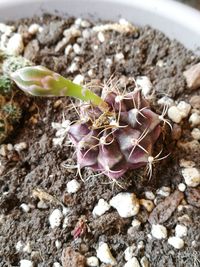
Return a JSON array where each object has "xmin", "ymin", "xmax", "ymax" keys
[{"xmin": 68, "ymin": 89, "xmax": 162, "ymax": 179}]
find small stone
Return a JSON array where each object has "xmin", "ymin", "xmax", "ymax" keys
[
  {"xmin": 62, "ymin": 216, "xmax": 69, "ymax": 229},
  {"xmin": 23, "ymin": 242, "xmax": 32, "ymax": 254},
  {"xmin": 189, "ymin": 113, "xmax": 200, "ymax": 127},
  {"xmin": 64, "ymin": 44, "xmax": 72, "ymax": 56},
  {"xmin": 7, "ymin": 33, "xmax": 24, "ymax": 55},
  {"xmin": 68, "ymin": 62, "xmax": 79, "ymax": 73},
  {"xmin": 186, "ymin": 187, "xmax": 200, "ymax": 208},
  {"xmin": 86, "ymin": 256, "xmax": 99, "ymax": 266},
  {"xmin": 62, "ymin": 247, "xmax": 86, "ymax": 267},
  {"xmin": 96, "ymin": 242, "xmax": 117, "ymax": 266},
  {"xmin": 151, "ymin": 224, "xmax": 167, "ymax": 239},
  {"xmin": 137, "ymin": 241, "xmax": 145, "ymax": 250},
  {"xmin": 136, "ymin": 76, "xmax": 153, "ymax": 97},
  {"xmin": 189, "ymin": 95, "xmax": 200, "ymax": 109},
  {"xmin": 184, "ymin": 63, "xmax": 200, "ymax": 90},
  {"xmin": 177, "ymin": 101, "xmax": 191, "ymax": 118},
  {"xmin": 20, "ymin": 260, "xmax": 33, "ymax": 267},
  {"xmin": 73, "ymin": 43, "xmax": 82, "ymax": 55},
  {"xmin": 73, "ymin": 74, "xmax": 84, "ymax": 85},
  {"xmin": 140, "ymin": 256, "xmax": 149, "ymax": 267},
  {"xmin": 82, "ymin": 29, "xmax": 91, "ymax": 39},
  {"xmin": 49, "ymin": 209, "xmax": 63, "ymax": 228},
  {"xmin": 16, "ymin": 241, "xmax": 24, "ymax": 252},
  {"xmin": 80, "ymin": 20, "xmax": 91, "ymax": 28},
  {"xmin": 131, "ymin": 219, "xmax": 141, "ymax": 229},
  {"xmin": 191, "ymin": 128, "xmax": 200, "ymax": 140},
  {"xmin": 124, "ymin": 257, "xmax": 140, "ymax": 267},
  {"xmin": 168, "ymin": 236, "xmax": 184, "ymax": 249},
  {"xmin": 124, "ymin": 245, "xmax": 136, "ymax": 261},
  {"xmin": 97, "ymin": 32, "xmax": 105, "ymax": 43},
  {"xmin": 109, "ymin": 192, "xmax": 140, "ymax": 218},
  {"xmin": 37, "ymin": 200, "xmax": 48, "ymax": 209},
  {"xmin": 175, "ymin": 224, "xmax": 187, "ymax": 237},
  {"xmin": 0, "ymin": 23, "xmax": 14, "ymax": 34},
  {"xmin": 182, "ymin": 167, "xmax": 200, "ymax": 187},
  {"xmin": 114, "ymin": 52, "xmax": 124, "ymax": 62},
  {"xmin": 7, "ymin": 144, "xmax": 13, "ymax": 151},
  {"xmin": 178, "ymin": 183, "xmax": 186, "ymax": 192},
  {"xmin": 55, "ymin": 240, "xmax": 62, "ymax": 249},
  {"xmin": 139, "ymin": 199, "xmax": 154, "ymax": 212},
  {"xmin": 14, "ymin": 142, "xmax": 27, "ymax": 152},
  {"xmin": 53, "ymin": 262, "xmax": 62, "ymax": 267},
  {"xmin": 157, "ymin": 186, "xmax": 171, "ymax": 197},
  {"xmin": 168, "ymin": 106, "xmax": 182, "ymax": 123},
  {"xmin": 157, "ymin": 96, "xmax": 174, "ymax": 107},
  {"xmin": 144, "ymin": 191, "xmax": 155, "ymax": 200},
  {"xmin": 67, "ymin": 179, "xmax": 81, "ymax": 193},
  {"xmin": 28, "ymin": 23, "xmax": 40, "ymax": 35},
  {"xmin": 20, "ymin": 203, "xmax": 30, "ymax": 213},
  {"xmin": 92, "ymin": 199, "xmax": 110, "ymax": 217},
  {"xmin": 0, "ymin": 145, "xmax": 7, "ymax": 157}
]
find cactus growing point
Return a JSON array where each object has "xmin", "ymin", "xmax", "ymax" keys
[{"xmin": 11, "ymin": 65, "xmax": 169, "ymax": 179}]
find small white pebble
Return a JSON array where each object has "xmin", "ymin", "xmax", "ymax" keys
[
  {"xmin": 182, "ymin": 167, "xmax": 200, "ymax": 187},
  {"xmin": 178, "ymin": 183, "xmax": 186, "ymax": 192},
  {"xmin": 144, "ymin": 191, "xmax": 155, "ymax": 200},
  {"xmin": 20, "ymin": 260, "xmax": 33, "ymax": 267},
  {"xmin": 28, "ymin": 23, "xmax": 40, "ymax": 34},
  {"xmin": 20, "ymin": 203, "xmax": 30, "ymax": 213},
  {"xmin": 62, "ymin": 206, "xmax": 70, "ymax": 216},
  {"xmin": 88, "ymin": 69, "xmax": 94, "ymax": 77},
  {"xmin": 23, "ymin": 242, "xmax": 32, "ymax": 254},
  {"xmin": 49, "ymin": 209, "xmax": 63, "ymax": 228},
  {"xmin": 137, "ymin": 241, "xmax": 145, "ymax": 250},
  {"xmin": 80, "ymin": 20, "xmax": 91, "ymax": 28},
  {"xmin": 124, "ymin": 257, "xmax": 140, "ymax": 267},
  {"xmin": 62, "ymin": 216, "xmax": 69, "ymax": 229},
  {"xmin": 92, "ymin": 199, "xmax": 110, "ymax": 217},
  {"xmin": 55, "ymin": 240, "xmax": 62, "ymax": 249},
  {"xmin": 140, "ymin": 256, "xmax": 149, "ymax": 267},
  {"xmin": 168, "ymin": 236, "xmax": 184, "ymax": 249},
  {"xmin": 73, "ymin": 43, "xmax": 82, "ymax": 55},
  {"xmin": 131, "ymin": 219, "xmax": 141, "ymax": 229},
  {"xmin": 97, "ymin": 32, "xmax": 105, "ymax": 43},
  {"xmin": 114, "ymin": 52, "xmax": 124, "ymax": 62},
  {"xmin": 53, "ymin": 262, "xmax": 62, "ymax": 267},
  {"xmin": 175, "ymin": 224, "xmax": 187, "ymax": 238},
  {"xmin": 109, "ymin": 192, "xmax": 140, "ymax": 218},
  {"xmin": 96, "ymin": 242, "xmax": 117, "ymax": 265},
  {"xmin": 0, "ymin": 145, "xmax": 7, "ymax": 157},
  {"xmin": 139, "ymin": 199, "xmax": 154, "ymax": 212},
  {"xmin": 14, "ymin": 142, "xmax": 27, "ymax": 152},
  {"xmin": 73, "ymin": 74, "xmax": 84, "ymax": 85},
  {"xmin": 168, "ymin": 106, "xmax": 182, "ymax": 123},
  {"xmin": 177, "ymin": 101, "xmax": 191, "ymax": 118},
  {"xmin": 156, "ymin": 186, "xmax": 171, "ymax": 197},
  {"xmin": 7, "ymin": 143, "xmax": 13, "ymax": 151},
  {"xmin": 86, "ymin": 256, "xmax": 99, "ymax": 266},
  {"xmin": 157, "ymin": 96, "xmax": 174, "ymax": 107},
  {"xmin": 151, "ymin": 224, "xmax": 168, "ymax": 239},
  {"xmin": 7, "ymin": 33, "xmax": 24, "ymax": 56},
  {"xmin": 191, "ymin": 128, "xmax": 200, "ymax": 140},
  {"xmin": 67, "ymin": 179, "xmax": 81, "ymax": 193},
  {"xmin": 15, "ymin": 241, "xmax": 24, "ymax": 252},
  {"xmin": 106, "ymin": 57, "xmax": 113, "ymax": 65},
  {"xmin": 64, "ymin": 44, "xmax": 72, "ymax": 56},
  {"xmin": 0, "ymin": 23, "xmax": 14, "ymax": 34},
  {"xmin": 68, "ymin": 62, "xmax": 79, "ymax": 73},
  {"xmin": 189, "ymin": 113, "xmax": 200, "ymax": 127},
  {"xmin": 136, "ymin": 76, "xmax": 153, "ymax": 97},
  {"xmin": 124, "ymin": 245, "xmax": 136, "ymax": 261}
]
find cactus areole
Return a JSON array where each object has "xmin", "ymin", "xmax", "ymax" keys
[{"xmin": 11, "ymin": 66, "xmax": 164, "ymax": 179}]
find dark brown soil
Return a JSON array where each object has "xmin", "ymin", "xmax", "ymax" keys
[{"xmin": 0, "ymin": 14, "xmax": 200, "ymax": 267}]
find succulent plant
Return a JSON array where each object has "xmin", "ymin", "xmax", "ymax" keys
[
  {"xmin": 0, "ymin": 75, "xmax": 13, "ymax": 96},
  {"xmin": 2, "ymin": 101, "xmax": 22, "ymax": 123},
  {"xmin": 11, "ymin": 66, "xmax": 170, "ymax": 179}
]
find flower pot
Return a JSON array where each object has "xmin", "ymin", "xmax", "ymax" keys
[{"xmin": 0, "ymin": 0, "xmax": 200, "ymax": 54}]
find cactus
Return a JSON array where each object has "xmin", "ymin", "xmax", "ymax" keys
[
  {"xmin": 2, "ymin": 102, "xmax": 22, "ymax": 123},
  {"xmin": 11, "ymin": 66, "xmax": 170, "ymax": 179},
  {"xmin": 0, "ymin": 75, "xmax": 13, "ymax": 96}
]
